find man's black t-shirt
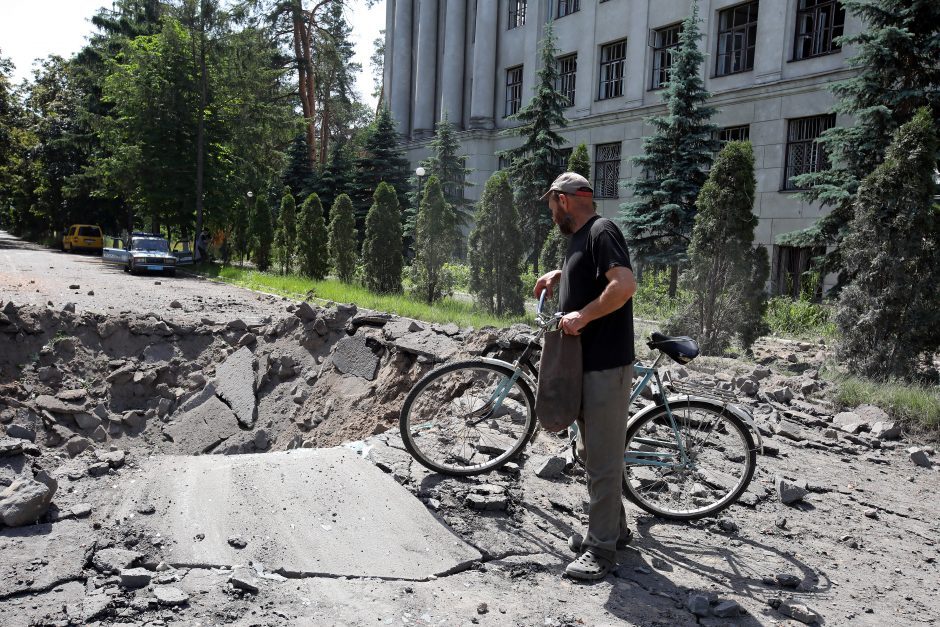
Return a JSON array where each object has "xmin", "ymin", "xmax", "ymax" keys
[{"xmin": 558, "ymin": 215, "xmax": 635, "ymax": 372}]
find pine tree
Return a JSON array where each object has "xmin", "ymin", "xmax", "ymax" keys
[
  {"xmin": 412, "ymin": 176, "xmax": 457, "ymax": 303},
  {"xmin": 296, "ymin": 192, "xmax": 329, "ymax": 279},
  {"xmin": 620, "ymin": 2, "xmax": 718, "ymax": 293},
  {"xmin": 406, "ymin": 113, "xmax": 472, "ymax": 242},
  {"xmin": 356, "ymin": 108, "xmax": 410, "ymax": 224},
  {"xmin": 362, "ymin": 182, "xmax": 403, "ymax": 293},
  {"xmin": 469, "ymin": 172, "xmax": 525, "ymax": 316},
  {"xmin": 835, "ymin": 109, "xmax": 940, "ymax": 381},
  {"xmin": 540, "ymin": 143, "xmax": 591, "ymax": 272},
  {"xmin": 315, "ymin": 140, "xmax": 356, "ymax": 222},
  {"xmin": 666, "ymin": 141, "xmax": 768, "ymax": 354},
  {"xmin": 276, "ymin": 187, "xmax": 297, "ymax": 274},
  {"xmin": 328, "ymin": 193, "xmax": 357, "ymax": 282},
  {"xmin": 251, "ymin": 196, "xmax": 274, "ymax": 271},
  {"xmin": 500, "ymin": 23, "xmax": 568, "ymax": 273},
  {"xmin": 782, "ymin": 1, "xmax": 940, "ymax": 286},
  {"xmin": 283, "ymin": 133, "xmax": 317, "ymax": 199}
]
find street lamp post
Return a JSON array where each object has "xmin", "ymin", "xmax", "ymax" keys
[{"xmin": 415, "ymin": 166, "xmax": 426, "ymax": 204}]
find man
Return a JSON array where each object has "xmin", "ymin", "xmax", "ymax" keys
[{"xmin": 533, "ymin": 172, "xmax": 637, "ymax": 580}]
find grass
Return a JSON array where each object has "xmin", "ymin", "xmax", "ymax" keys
[
  {"xmin": 829, "ymin": 373, "xmax": 940, "ymax": 435},
  {"xmin": 189, "ymin": 262, "xmax": 531, "ymax": 329},
  {"xmin": 765, "ymin": 296, "xmax": 837, "ymax": 340}
]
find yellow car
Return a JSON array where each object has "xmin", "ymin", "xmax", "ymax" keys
[{"xmin": 62, "ymin": 224, "xmax": 104, "ymax": 253}]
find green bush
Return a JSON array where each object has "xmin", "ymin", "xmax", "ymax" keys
[
  {"xmin": 444, "ymin": 262, "xmax": 470, "ymax": 292},
  {"xmin": 633, "ymin": 268, "xmax": 683, "ymax": 321},
  {"xmin": 765, "ymin": 296, "xmax": 834, "ymax": 337}
]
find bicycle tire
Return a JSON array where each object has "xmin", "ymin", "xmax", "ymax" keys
[
  {"xmin": 622, "ymin": 400, "xmax": 756, "ymax": 520},
  {"xmin": 399, "ymin": 359, "xmax": 537, "ymax": 476}
]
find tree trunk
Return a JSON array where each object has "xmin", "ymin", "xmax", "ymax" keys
[
  {"xmin": 194, "ymin": 3, "xmax": 207, "ymax": 237},
  {"xmin": 291, "ymin": 3, "xmax": 317, "ymax": 166},
  {"xmin": 668, "ymin": 264, "xmax": 678, "ymax": 298}
]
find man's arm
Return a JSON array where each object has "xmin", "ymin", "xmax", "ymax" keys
[
  {"xmin": 533, "ymin": 269, "xmax": 562, "ymax": 298},
  {"xmin": 560, "ymin": 266, "xmax": 636, "ymax": 336}
]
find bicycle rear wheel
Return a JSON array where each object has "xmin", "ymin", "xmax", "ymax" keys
[
  {"xmin": 622, "ymin": 401, "xmax": 756, "ymax": 520},
  {"xmin": 399, "ymin": 360, "xmax": 537, "ymax": 476}
]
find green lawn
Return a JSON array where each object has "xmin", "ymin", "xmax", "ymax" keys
[{"xmin": 188, "ymin": 263, "xmax": 531, "ymax": 329}]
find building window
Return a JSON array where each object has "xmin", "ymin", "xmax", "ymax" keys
[
  {"xmin": 794, "ymin": 0, "xmax": 845, "ymax": 60},
  {"xmin": 784, "ymin": 114, "xmax": 835, "ymax": 190},
  {"xmin": 557, "ymin": 0, "xmax": 580, "ymax": 18},
  {"xmin": 650, "ymin": 23, "xmax": 682, "ymax": 90},
  {"xmin": 505, "ymin": 66, "xmax": 523, "ymax": 117},
  {"xmin": 772, "ymin": 245, "xmax": 824, "ymax": 298},
  {"xmin": 498, "ymin": 155, "xmax": 512, "ymax": 171},
  {"xmin": 716, "ymin": 1, "xmax": 758, "ymax": 76},
  {"xmin": 718, "ymin": 125, "xmax": 751, "ymax": 144},
  {"xmin": 552, "ymin": 147, "xmax": 573, "ymax": 173},
  {"xmin": 508, "ymin": 0, "xmax": 526, "ymax": 29},
  {"xmin": 598, "ymin": 39, "xmax": 627, "ymax": 100},
  {"xmin": 594, "ymin": 143, "xmax": 622, "ymax": 198},
  {"xmin": 556, "ymin": 54, "xmax": 577, "ymax": 108}
]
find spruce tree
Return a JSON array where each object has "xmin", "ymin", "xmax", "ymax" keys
[
  {"xmin": 315, "ymin": 140, "xmax": 356, "ymax": 222},
  {"xmin": 540, "ymin": 143, "xmax": 591, "ymax": 272},
  {"xmin": 782, "ymin": 1, "xmax": 940, "ymax": 285},
  {"xmin": 469, "ymin": 171, "xmax": 524, "ymax": 316},
  {"xmin": 296, "ymin": 192, "xmax": 329, "ymax": 279},
  {"xmin": 356, "ymin": 108, "xmax": 410, "ymax": 224},
  {"xmin": 412, "ymin": 176, "xmax": 457, "ymax": 303},
  {"xmin": 251, "ymin": 196, "xmax": 274, "ymax": 272},
  {"xmin": 620, "ymin": 2, "xmax": 718, "ymax": 293},
  {"xmin": 276, "ymin": 187, "xmax": 297, "ymax": 274},
  {"xmin": 835, "ymin": 109, "xmax": 940, "ymax": 381},
  {"xmin": 362, "ymin": 182, "xmax": 403, "ymax": 293},
  {"xmin": 666, "ymin": 141, "xmax": 768, "ymax": 355},
  {"xmin": 499, "ymin": 23, "xmax": 568, "ymax": 273},
  {"xmin": 328, "ymin": 193, "xmax": 357, "ymax": 283},
  {"xmin": 283, "ymin": 133, "xmax": 317, "ymax": 199}
]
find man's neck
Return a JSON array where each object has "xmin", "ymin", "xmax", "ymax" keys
[{"xmin": 570, "ymin": 211, "xmax": 598, "ymax": 234}]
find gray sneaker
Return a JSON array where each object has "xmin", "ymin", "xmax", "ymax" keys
[{"xmin": 568, "ymin": 530, "xmax": 633, "ymax": 553}]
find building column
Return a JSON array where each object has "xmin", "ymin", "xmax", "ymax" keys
[
  {"xmin": 469, "ymin": 0, "xmax": 498, "ymax": 130},
  {"xmin": 412, "ymin": 0, "xmax": 439, "ymax": 139},
  {"xmin": 440, "ymin": 0, "xmax": 466, "ymax": 127},
  {"xmin": 390, "ymin": 0, "xmax": 414, "ymax": 137}
]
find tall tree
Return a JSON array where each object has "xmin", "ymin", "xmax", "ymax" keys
[
  {"xmin": 540, "ymin": 143, "xmax": 590, "ymax": 272},
  {"xmin": 328, "ymin": 192, "xmax": 357, "ymax": 282},
  {"xmin": 276, "ymin": 187, "xmax": 297, "ymax": 273},
  {"xmin": 835, "ymin": 109, "xmax": 940, "ymax": 380},
  {"xmin": 412, "ymin": 176, "xmax": 457, "ymax": 303},
  {"xmin": 782, "ymin": 0, "xmax": 940, "ymax": 287},
  {"xmin": 620, "ymin": 2, "xmax": 718, "ymax": 295},
  {"xmin": 500, "ymin": 23, "xmax": 568, "ymax": 273},
  {"xmin": 296, "ymin": 191, "xmax": 328, "ymax": 278},
  {"xmin": 369, "ymin": 30, "xmax": 385, "ymax": 110},
  {"xmin": 469, "ymin": 171, "xmax": 524, "ymax": 316},
  {"xmin": 252, "ymin": 195, "xmax": 274, "ymax": 271},
  {"xmin": 283, "ymin": 133, "xmax": 317, "ymax": 199},
  {"xmin": 355, "ymin": 107, "xmax": 409, "ymax": 223},
  {"xmin": 666, "ymin": 141, "xmax": 768, "ymax": 355},
  {"xmin": 314, "ymin": 139, "xmax": 355, "ymax": 220},
  {"xmin": 362, "ymin": 182, "xmax": 403, "ymax": 293}
]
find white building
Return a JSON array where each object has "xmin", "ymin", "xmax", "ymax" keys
[{"xmin": 383, "ymin": 0, "xmax": 860, "ymax": 295}]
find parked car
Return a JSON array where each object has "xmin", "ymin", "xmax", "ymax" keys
[
  {"xmin": 62, "ymin": 225, "xmax": 103, "ymax": 253},
  {"xmin": 102, "ymin": 233, "xmax": 178, "ymax": 277}
]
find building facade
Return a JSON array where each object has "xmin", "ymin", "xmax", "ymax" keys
[{"xmin": 383, "ymin": 0, "xmax": 860, "ymax": 295}]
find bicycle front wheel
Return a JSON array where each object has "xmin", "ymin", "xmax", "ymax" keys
[
  {"xmin": 622, "ymin": 401, "xmax": 756, "ymax": 520},
  {"xmin": 399, "ymin": 360, "xmax": 537, "ymax": 476}
]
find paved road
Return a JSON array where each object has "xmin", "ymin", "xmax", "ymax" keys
[{"xmin": 0, "ymin": 230, "xmax": 285, "ymax": 323}]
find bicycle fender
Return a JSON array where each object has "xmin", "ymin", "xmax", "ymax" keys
[
  {"xmin": 476, "ymin": 357, "xmax": 538, "ymax": 395},
  {"xmin": 629, "ymin": 395, "xmax": 764, "ymax": 455}
]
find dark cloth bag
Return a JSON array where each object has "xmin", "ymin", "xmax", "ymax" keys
[{"xmin": 535, "ymin": 330, "xmax": 583, "ymax": 432}]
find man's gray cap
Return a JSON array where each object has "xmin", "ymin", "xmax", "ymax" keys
[{"xmin": 540, "ymin": 172, "xmax": 594, "ymax": 200}]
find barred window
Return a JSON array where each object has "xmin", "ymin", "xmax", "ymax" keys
[
  {"xmin": 598, "ymin": 39, "xmax": 627, "ymax": 100},
  {"xmin": 509, "ymin": 0, "xmax": 526, "ymax": 29},
  {"xmin": 557, "ymin": 0, "xmax": 580, "ymax": 18},
  {"xmin": 594, "ymin": 143, "xmax": 622, "ymax": 199},
  {"xmin": 718, "ymin": 125, "xmax": 750, "ymax": 143},
  {"xmin": 651, "ymin": 23, "xmax": 682, "ymax": 90},
  {"xmin": 716, "ymin": 2, "xmax": 758, "ymax": 76},
  {"xmin": 505, "ymin": 66, "xmax": 523, "ymax": 117},
  {"xmin": 552, "ymin": 147, "xmax": 573, "ymax": 174},
  {"xmin": 498, "ymin": 155, "xmax": 512, "ymax": 171},
  {"xmin": 784, "ymin": 114, "xmax": 835, "ymax": 190},
  {"xmin": 556, "ymin": 54, "xmax": 577, "ymax": 108},
  {"xmin": 794, "ymin": 0, "xmax": 844, "ymax": 60}
]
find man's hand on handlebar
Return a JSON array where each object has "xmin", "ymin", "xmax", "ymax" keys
[{"xmin": 533, "ymin": 269, "xmax": 562, "ymax": 299}]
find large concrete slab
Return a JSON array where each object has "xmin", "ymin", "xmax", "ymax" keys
[
  {"xmin": 112, "ymin": 448, "xmax": 480, "ymax": 580},
  {"xmin": 0, "ymin": 520, "xmax": 92, "ymax": 598},
  {"xmin": 214, "ymin": 346, "xmax": 257, "ymax": 428}
]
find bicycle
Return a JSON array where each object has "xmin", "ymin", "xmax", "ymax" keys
[{"xmin": 398, "ymin": 291, "xmax": 763, "ymax": 520}]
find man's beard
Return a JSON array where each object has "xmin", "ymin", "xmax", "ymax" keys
[{"xmin": 557, "ymin": 212, "xmax": 576, "ymax": 236}]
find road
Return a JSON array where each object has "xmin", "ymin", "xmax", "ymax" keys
[{"xmin": 0, "ymin": 230, "xmax": 285, "ymax": 323}]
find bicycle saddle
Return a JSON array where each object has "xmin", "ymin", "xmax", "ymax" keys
[{"xmin": 647, "ymin": 332, "xmax": 700, "ymax": 364}]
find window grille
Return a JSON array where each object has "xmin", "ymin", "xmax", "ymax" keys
[
  {"xmin": 718, "ymin": 125, "xmax": 750, "ymax": 143},
  {"xmin": 557, "ymin": 0, "xmax": 580, "ymax": 18},
  {"xmin": 716, "ymin": 2, "xmax": 758, "ymax": 76},
  {"xmin": 784, "ymin": 114, "xmax": 835, "ymax": 190},
  {"xmin": 505, "ymin": 66, "xmax": 523, "ymax": 117},
  {"xmin": 508, "ymin": 0, "xmax": 526, "ymax": 29},
  {"xmin": 556, "ymin": 54, "xmax": 577, "ymax": 107},
  {"xmin": 599, "ymin": 40, "xmax": 627, "ymax": 100},
  {"xmin": 594, "ymin": 143, "xmax": 622, "ymax": 199},
  {"xmin": 651, "ymin": 24, "xmax": 682, "ymax": 89},
  {"xmin": 794, "ymin": 0, "xmax": 844, "ymax": 60}
]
